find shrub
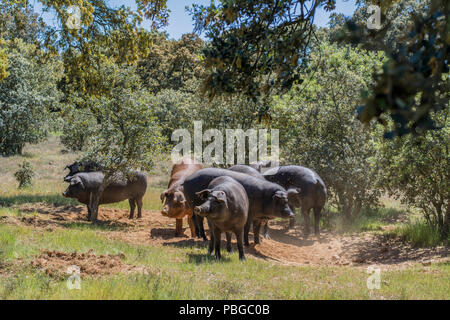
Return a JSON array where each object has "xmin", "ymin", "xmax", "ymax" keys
[
  {"xmin": 392, "ymin": 221, "xmax": 446, "ymax": 248},
  {"xmin": 60, "ymin": 105, "xmax": 96, "ymax": 151},
  {"xmin": 14, "ymin": 161, "xmax": 34, "ymax": 189},
  {"xmin": 0, "ymin": 39, "xmax": 61, "ymax": 155}
]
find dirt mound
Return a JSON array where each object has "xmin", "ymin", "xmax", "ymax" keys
[
  {"xmin": 31, "ymin": 250, "xmax": 151, "ymax": 278},
  {"xmin": 4, "ymin": 203, "xmax": 449, "ymax": 269}
]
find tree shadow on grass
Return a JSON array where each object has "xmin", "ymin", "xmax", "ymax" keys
[
  {"xmin": 187, "ymin": 253, "xmax": 231, "ymax": 264},
  {"xmin": 150, "ymin": 227, "xmax": 190, "ymax": 240},
  {"xmin": 0, "ymin": 194, "xmax": 77, "ymax": 207},
  {"xmin": 63, "ymin": 220, "xmax": 130, "ymax": 232}
]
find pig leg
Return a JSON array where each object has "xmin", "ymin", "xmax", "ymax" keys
[
  {"xmin": 263, "ymin": 220, "xmax": 270, "ymax": 239},
  {"xmin": 313, "ymin": 207, "xmax": 322, "ymax": 235},
  {"xmin": 175, "ymin": 219, "xmax": 183, "ymax": 236},
  {"xmin": 136, "ymin": 197, "xmax": 143, "ymax": 219},
  {"xmin": 213, "ymin": 227, "xmax": 222, "ymax": 260},
  {"xmin": 289, "ymin": 216, "xmax": 295, "ymax": 229},
  {"xmin": 197, "ymin": 215, "xmax": 208, "ymax": 241},
  {"xmin": 207, "ymin": 219, "xmax": 214, "ymax": 255},
  {"xmin": 253, "ymin": 220, "xmax": 262, "ymax": 245},
  {"xmin": 235, "ymin": 229, "xmax": 245, "ymax": 261},
  {"xmin": 187, "ymin": 216, "xmax": 196, "ymax": 237},
  {"xmin": 244, "ymin": 220, "xmax": 251, "ymax": 246},
  {"xmin": 192, "ymin": 214, "xmax": 201, "ymax": 238},
  {"xmin": 226, "ymin": 232, "xmax": 232, "ymax": 252},
  {"xmin": 302, "ymin": 207, "xmax": 311, "ymax": 237},
  {"xmin": 128, "ymin": 198, "xmax": 136, "ymax": 219},
  {"xmin": 87, "ymin": 206, "xmax": 91, "ymax": 221}
]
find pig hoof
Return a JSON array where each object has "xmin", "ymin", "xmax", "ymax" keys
[{"xmin": 239, "ymin": 256, "xmax": 246, "ymax": 261}]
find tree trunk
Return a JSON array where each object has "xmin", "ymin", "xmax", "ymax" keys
[
  {"xmin": 443, "ymin": 203, "xmax": 449, "ymax": 238},
  {"xmin": 89, "ymin": 178, "xmax": 109, "ymax": 222}
]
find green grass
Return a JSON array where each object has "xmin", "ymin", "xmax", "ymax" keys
[
  {"xmin": 389, "ymin": 221, "xmax": 448, "ymax": 248},
  {"xmin": 0, "ymin": 221, "xmax": 449, "ymax": 299}
]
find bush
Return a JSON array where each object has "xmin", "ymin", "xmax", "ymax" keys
[
  {"xmin": 14, "ymin": 161, "xmax": 34, "ymax": 189},
  {"xmin": 392, "ymin": 221, "xmax": 446, "ymax": 248},
  {"xmin": 60, "ymin": 105, "xmax": 96, "ymax": 151},
  {"xmin": 375, "ymin": 110, "xmax": 449, "ymax": 239},
  {"xmin": 0, "ymin": 39, "xmax": 61, "ymax": 155}
]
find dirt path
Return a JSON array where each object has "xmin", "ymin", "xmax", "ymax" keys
[{"xmin": 3, "ymin": 203, "xmax": 449, "ymax": 270}]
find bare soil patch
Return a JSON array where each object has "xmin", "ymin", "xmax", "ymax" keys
[
  {"xmin": 3, "ymin": 203, "xmax": 449, "ymax": 269},
  {"xmin": 30, "ymin": 250, "xmax": 152, "ymax": 278}
]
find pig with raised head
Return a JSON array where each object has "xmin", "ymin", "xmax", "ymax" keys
[
  {"xmin": 63, "ymin": 171, "xmax": 147, "ymax": 220},
  {"xmin": 64, "ymin": 161, "xmax": 101, "ymax": 182},
  {"xmin": 263, "ymin": 165, "xmax": 326, "ymax": 236},
  {"xmin": 183, "ymin": 168, "xmax": 295, "ymax": 245},
  {"xmin": 194, "ymin": 176, "xmax": 248, "ymax": 260},
  {"xmin": 160, "ymin": 158, "xmax": 202, "ymax": 237}
]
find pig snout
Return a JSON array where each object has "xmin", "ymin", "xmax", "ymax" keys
[
  {"xmin": 283, "ymin": 207, "xmax": 295, "ymax": 218},
  {"xmin": 194, "ymin": 206, "xmax": 207, "ymax": 217},
  {"xmin": 161, "ymin": 206, "xmax": 169, "ymax": 216}
]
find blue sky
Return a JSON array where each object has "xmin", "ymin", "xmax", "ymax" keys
[{"xmin": 32, "ymin": 0, "xmax": 357, "ymax": 40}]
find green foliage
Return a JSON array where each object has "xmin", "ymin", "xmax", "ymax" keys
[
  {"xmin": 0, "ymin": 43, "xmax": 8, "ymax": 81},
  {"xmin": 340, "ymin": 0, "xmax": 449, "ymax": 136},
  {"xmin": 391, "ymin": 221, "xmax": 447, "ymax": 248},
  {"xmin": 60, "ymin": 103, "xmax": 97, "ymax": 151},
  {"xmin": 191, "ymin": 0, "xmax": 335, "ymax": 100},
  {"xmin": 0, "ymin": 0, "xmax": 47, "ymax": 42},
  {"xmin": 138, "ymin": 33, "xmax": 205, "ymax": 94},
  {"xmin": 375, "ymin": 109, "xmax": 449, "ymax": 237},
  {"xmin": 39, "ymin": 0, "xmax": 155, "ymax": 97},
  {"xmin": 14, "ymin": 160, "xmax": 34, "ymax": 189},
  {"xmin": 0, "ymin": 39, "xmax": 62, "ymax": 155},
  {"xmin": 272, "ymin": 42, "xmax": 385, "ymax": 220},
  {"xmin": 84, "ymin": 64, "xmax": 165, "ymax": 179},
  {"xmin": 136, "ymin": 0, "xmax": 170, "ymax": 29}
]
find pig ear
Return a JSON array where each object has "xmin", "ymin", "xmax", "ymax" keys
[
  {"xmin": 273, "ymin": 191, "xmax": 286, "ymax": 200},
  {"xmin": 195, "ymin": 189, "xmax": 211, "ymax": 200},
  {"xmin": 160, "ymin": 190, "xmax": 168, "ymax": 203},
  {"xmin": 213, "ymin": 191, "xmax": 227, "ymax": 203},
  {"xmin": 70, "ymin": 177, "xmax": 84, "ymax": 188},
  {"xmin": 287, "ymin": 188, "xmax": 301, "ymax": 195}
]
